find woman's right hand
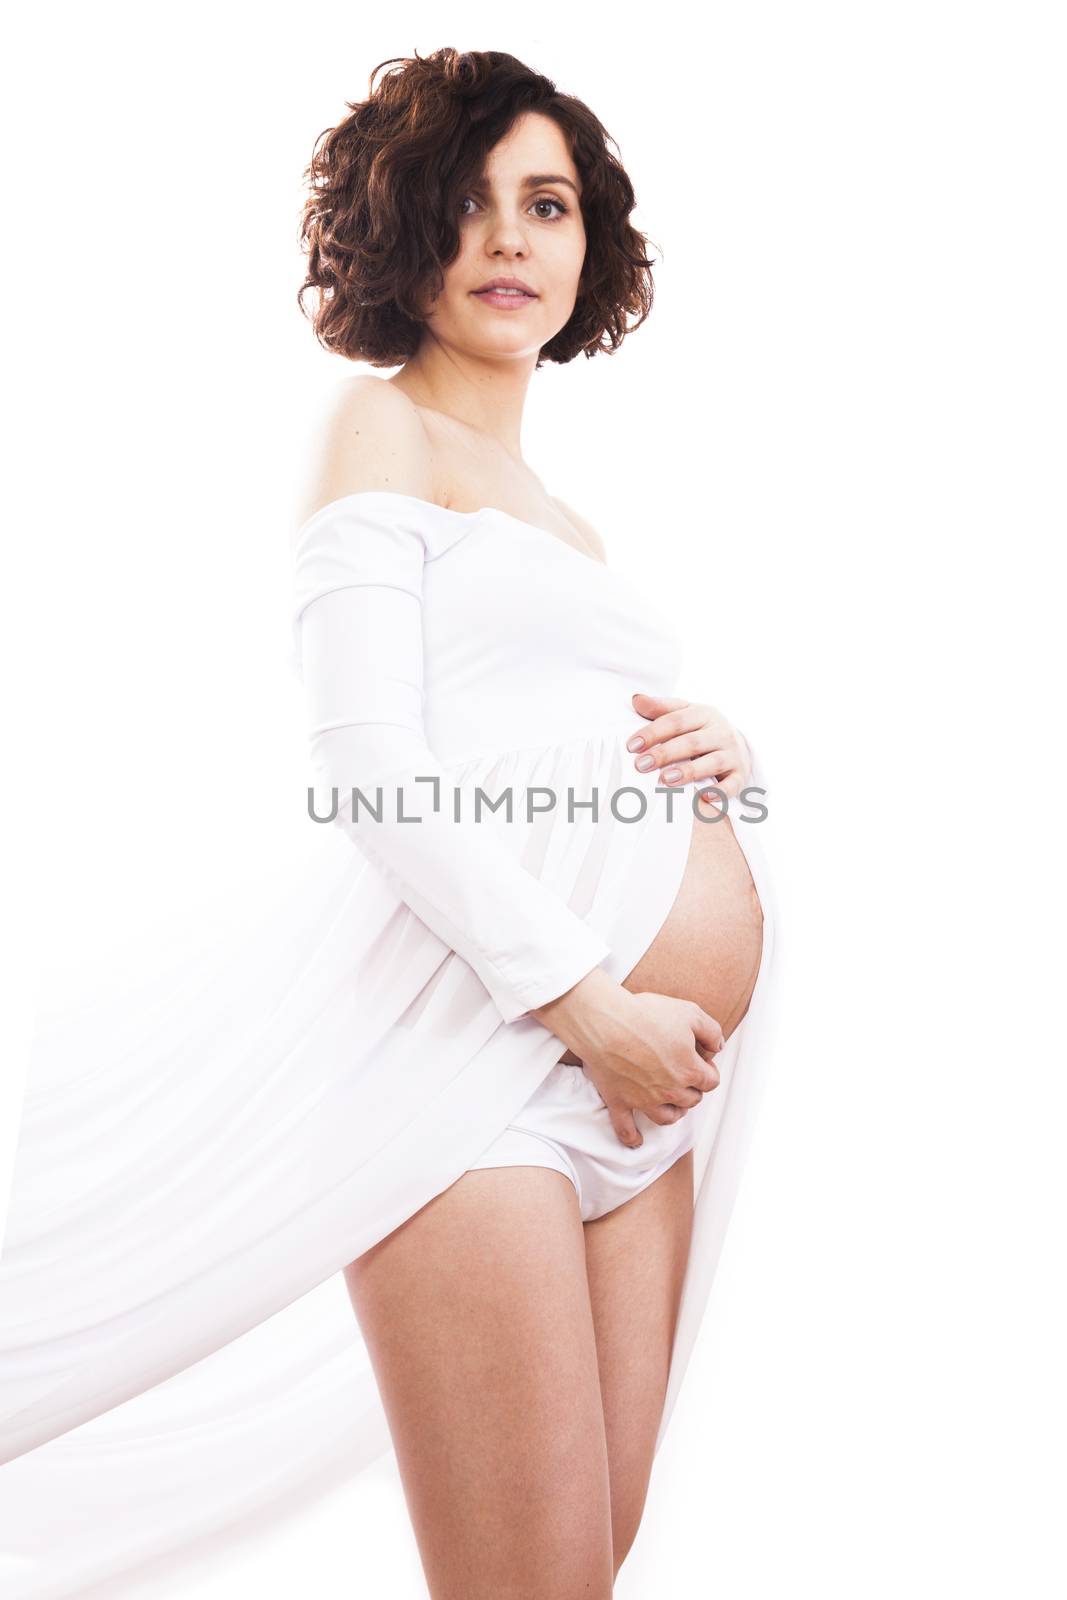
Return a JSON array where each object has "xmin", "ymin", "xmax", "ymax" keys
[{"xmin": 533, "ymin": 968, "xmax": 724, "ymax": 1149}]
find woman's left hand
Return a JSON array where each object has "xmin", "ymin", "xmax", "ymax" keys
[{"xmin": 625, "ymin": 693, "xmax": 752, "ymax": 800}]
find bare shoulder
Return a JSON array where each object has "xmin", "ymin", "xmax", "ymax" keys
[
  {"xmin": 294, "ymin": 376, "xmax": 435, "ymax": 528},
  {"xmin": 551, "ymin": 495, "xmax": 608, "ymax": 563}
]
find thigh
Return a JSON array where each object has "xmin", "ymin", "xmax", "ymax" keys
[
  {"xmin": 344, "ymin": 1165, "xmax": 615, "ymax": 1600},
  {"xmin": 582, "ymin": 1147, "xmax": 695, "ymax": 1569}
]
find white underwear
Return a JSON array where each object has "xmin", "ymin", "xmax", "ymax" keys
[{"xmin": 465, "ymin": 1056, "xmax": 700, "ymax": 1222}]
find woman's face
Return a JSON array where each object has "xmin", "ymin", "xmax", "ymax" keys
[{"xmin": 420, "ymin": 110, "xmax": 587, "ymax": 360}]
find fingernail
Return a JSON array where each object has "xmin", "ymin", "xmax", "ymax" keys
[
  {"xmin": 662, "ymin": 766, "xmax": 682, "ymax": 783},
  {"xmin": 636, "ymin": 754, "xmax": 654, "ymax": 770},
  {"xmin": 626, "ymin": 735, "xmax": 645, "ymax": 752}
]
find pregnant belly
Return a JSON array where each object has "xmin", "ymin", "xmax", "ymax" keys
[
  {"xmin": 559, "ymin": 799, "xmax": 764, "ymax": 1061},
  {"xmin": 623, "ymin": 798, "xmax": 764, "ymax": 1038}
]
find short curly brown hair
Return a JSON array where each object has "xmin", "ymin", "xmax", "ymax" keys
[{"xmin": 297, "ymin": 47, "xmax": 657, "ymax": 369}]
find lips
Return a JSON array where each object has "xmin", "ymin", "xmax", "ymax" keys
[
  {"xmin": 472, "ymin": 276, "xmax": 538, "ymax": 298},
  {"xmin": 471, "ymin": 283, "xmax": 539, "ymax": 312}
]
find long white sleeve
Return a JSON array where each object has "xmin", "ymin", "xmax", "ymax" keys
[{"xmin": 290, "ymin": 497, "xmax": 612, "ymax": 1025}]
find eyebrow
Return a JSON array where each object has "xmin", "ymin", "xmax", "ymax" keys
[
  {"xmin": 522, "ymin": 173, "xmax": 581, "ymax": 196},
  {"xmin": 471, "ymin": 172, "xmax": 581, "ymax": 199}
]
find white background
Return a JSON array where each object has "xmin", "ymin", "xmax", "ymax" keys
[{"xmin": 3, "ymin": 3, "xmax": 1064, "ymax": 1595}]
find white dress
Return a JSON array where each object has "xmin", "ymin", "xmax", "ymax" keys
[{"xmin": 0, "ymin": 491, "xmax": 782, "ymax": 1595}]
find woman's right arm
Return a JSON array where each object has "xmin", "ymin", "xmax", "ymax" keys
[
  {"xmin": 294, "ymin": 379, "xmax": 721, "ymax": 1137},
  {"xmin": 533, "ymin": 971, "xmax": 723, "ymax": 1149}
]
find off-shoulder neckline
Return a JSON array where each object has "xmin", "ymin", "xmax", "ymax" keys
[{"xmin": 296, "ymin": 490, "xmax": 608, "ymax": 571}]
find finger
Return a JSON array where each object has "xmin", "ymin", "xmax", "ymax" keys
[
  {"xmin": 631, "ymin": 692, "xmax": 687, "ymax": 715},
  {"xmin": 693, "ymin": 1052, "xmax": 721, "ymax": 1091},
  {"xmin": 715, "ymin": 771, "xmax": 743, "ymax": 800},
  {"xmin": 612, "ymin": 1107, "xmax": 642, "ymax": 1148},
  {"xmin": 626, "ymin": 706, "xmax": 706, "ymax": 757},
  {"xmin": 696, "ymin": 788, "xmax": 729, "ymax": 819},
  {"xmin": 691, "ymin": 1058, "xmax": 720, "ymax": 1093},
  {"xmin": 627, "ymin": 693, "xmax": 688, "ymax": 746},
  {"xmin": 686, "ymin": 750, "xmax": 734, "ymax": 780},
  {"xmin": 661, "ymin": 1084, "xmax": 704, "ymax": 1110},
  {"xmin": 636, "ymin": 734, "xmax": 697, "ymax": 775},
  {"xmin": 695, "ymin": 786, "xmax": 730, "ymax": 822},
  {"xmin": 678, "ymin": 708, "xmax": 736, "ymax": 751},
  {"xmin": 664, "ymin": 751, "xmax": 739, "ymax": 791},
  {"xmin": 688, "ymin": 1038, "xmax": 721, "ymax": 1092},
  {"xmin": 695, "ymin": 1040, "xmax": 722, "ymax": 1073},
  {"xmin": 690, "ymin": 1006, "xmax": 727, "ymax": 1057},
  {"xmin": 644, "ymin": 1103, "xmax": 687, "ymax": 1126}
]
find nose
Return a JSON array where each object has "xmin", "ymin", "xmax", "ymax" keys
[{"xmin": 481, "ymin": 212, "xmax": 530, "ymax": 258}]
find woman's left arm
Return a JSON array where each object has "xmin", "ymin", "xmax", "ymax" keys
[{"xmin": 624, "ymin": 692, "xmax": 754, "ymax": 800}]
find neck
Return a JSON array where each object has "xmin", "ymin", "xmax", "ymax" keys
[{"xmin": 391, "ymin": 341, "xmax": 536, "ymax": 460}]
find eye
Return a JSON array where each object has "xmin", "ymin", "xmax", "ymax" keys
[
  {"xmin": 459, "ymin": 195, "xmax": 570, "ymax": 221},
  {"xmin": 529, "ymin": 195, "xmax": 569, "ymax": 220}
]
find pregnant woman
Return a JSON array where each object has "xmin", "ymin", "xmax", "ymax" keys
[
  {"xmin": 0, "ymin": 46, "xmax": 779, "ymax": 1599},
  {"xmin": 294, "ymin": 48, "xmax": 776, "ymax": 1597}
]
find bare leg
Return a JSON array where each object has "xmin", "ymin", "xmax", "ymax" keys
[
  {"xmin": 582, "ymin": 1148, "xmax": 695, "ymax": 1578},
  {"xmin": 344, "ymin": 1166, "xmax": 615, "ymax": 1600}
]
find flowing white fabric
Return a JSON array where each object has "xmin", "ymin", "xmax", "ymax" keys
[{"xmin": 0, "ymin": 492, "xmax": 782, "ymax": 1596}]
